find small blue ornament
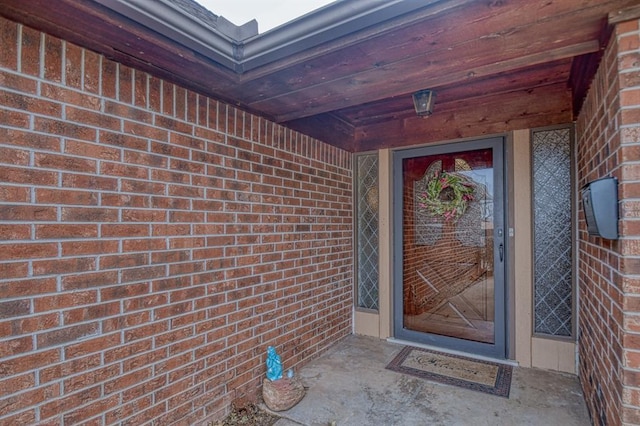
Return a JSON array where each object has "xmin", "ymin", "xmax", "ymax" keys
[
  {"xmin": 287, "ymin": 368, "xmax": 294, "ymax": 379},
  {"xmin": 266, "ymin": 346, "xmax": 283, "ymax": 381}
]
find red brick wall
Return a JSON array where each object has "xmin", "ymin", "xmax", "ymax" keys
[
  {"xmin": 576, "ymin": 18, "xmax": 640, "ymax": 426},
  {"xmin": 0, "ymin": 17, "xmax": 353, "ymax": 424}
]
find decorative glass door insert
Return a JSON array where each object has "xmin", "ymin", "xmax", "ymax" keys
[{"xmin": 394, "ymin": 138, "xmax": 505, "ymax": 358}]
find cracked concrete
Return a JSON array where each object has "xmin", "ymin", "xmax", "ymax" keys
[{"xmin": 272, "ymin": 335, "xmax": 589, "ymax": 426}]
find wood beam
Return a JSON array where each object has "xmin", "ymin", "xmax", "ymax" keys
[
  {"xmin": 339, "ymin": 59, "xmax": 572, "ymax": 127},
  {"xmin": 268, "ymin": 41, "xmax": 597, "ymax": 123},
  {"xmin": 238, "ymin": 0, "xmax": 475, "ymax": 81},
  {"xmin": 239, "ymin": 0, "xmax": 623, "ymax": 106},
  {"xmin": 242, "ymin": 0, "xmax": 629, "ymax": 121},
  {"xmin": 354, "ymin": 83, "xmax": 572, "ymax": 151},
  {"xmin": 609, "ymin": 4, "xmax": 640, "ymax": 24}
]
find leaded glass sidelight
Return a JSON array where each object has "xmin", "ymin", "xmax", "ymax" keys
[
  {"xmin": 356, "ymin": 153, "xmax": 379, "ymax": 310},
  {"xmin": 532, "ymin": 127, "xmax": 574, "ymax": 337}
]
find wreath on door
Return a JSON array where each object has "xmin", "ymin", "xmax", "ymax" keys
[{"xmin": 416, "ymin": 172, "xmax": 476, "ymax": 222}]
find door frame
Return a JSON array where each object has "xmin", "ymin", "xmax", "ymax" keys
[{"xmin": 392, "ymin": 136, "xmax": 508, "ymax": 359}]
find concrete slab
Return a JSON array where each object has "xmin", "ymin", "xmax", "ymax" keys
[{"xmin": 271, "ymin": 335, "xmax": 589, "ymax": 426}]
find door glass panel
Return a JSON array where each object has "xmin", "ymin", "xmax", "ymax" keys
[{"xmin": 402, "ymin": 148, "xmax": 495, "ymax": 344}]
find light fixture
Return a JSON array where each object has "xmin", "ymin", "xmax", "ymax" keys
[{"xmin": 412, "ymin": 89, "xmax": 436, "ymax": 117}]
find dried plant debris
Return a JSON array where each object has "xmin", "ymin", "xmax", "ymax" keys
[{"xmin": 211, "ymin": 403, "xmax": 280, "ymax": 426}]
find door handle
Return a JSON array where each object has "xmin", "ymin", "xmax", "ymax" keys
[{"xmin": 499, "ymin": 243, "xmax": 504, "ymax": 262}]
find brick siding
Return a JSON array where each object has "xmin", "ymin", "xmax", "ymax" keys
[
  {"xmin": 0, "ymin": 17, "xmax": 353, "ymax": 424},
  {"xmin": 576, "ymin": 18, "xmax": 640, "ymax": 426}
]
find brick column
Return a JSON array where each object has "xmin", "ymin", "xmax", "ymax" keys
[{"xmin": 576, "ymin": 15, "xmax": 640, "ymax": 426}]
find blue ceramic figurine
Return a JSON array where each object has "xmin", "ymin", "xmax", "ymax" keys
[{"xmin": 266, "ymin": 346, "xmax": 283, "ymax": 381}]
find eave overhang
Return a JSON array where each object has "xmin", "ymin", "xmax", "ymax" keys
[{"xmin": 95, "ymin": 0, "xmax": 439, "ymax": 74}]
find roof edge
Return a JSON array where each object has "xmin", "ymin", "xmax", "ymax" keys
[
  {"xmin": 94, "ymin": 0, "xmax": 439, "ymax": 73},
  {"xmin": 95, "ymin": 0, "xmax": 242, "ymax": 70},
  {"xmin": 240, "ymin": 0, "xmax": 440, "ymax": 71}
]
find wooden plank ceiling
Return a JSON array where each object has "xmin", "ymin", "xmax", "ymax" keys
[{"xmin": 1, "ymin": 0, "xmax": 637, "ymax": 152}]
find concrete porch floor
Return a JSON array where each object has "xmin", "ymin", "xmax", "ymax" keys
[{"xmin": 271, "ymin": 335, "xmax": 590, "ymax": 426}]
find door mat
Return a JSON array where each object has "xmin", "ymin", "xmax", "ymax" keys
[{"xmin": 386, "ymin": 346, "xmax": 512, "ymax": 398}]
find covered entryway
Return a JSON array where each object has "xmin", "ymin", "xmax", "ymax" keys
[
  {"xmin": 1, "ymin": 1, "xmax": 639, "ymax": 424},
  {"xmin": 354, "ymin": 129, "xmax": 577, "ymax": 371}
]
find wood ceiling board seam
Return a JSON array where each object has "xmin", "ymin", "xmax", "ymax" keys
[
  {"xmin": 353, "ymin": 86, "xmax": 572, "ymax": 151},
  {"xmin": 237, "ymin": 0, "xmax": 475, "ymax": 81},
  {"xmin": 234, "ymin": 0, "xmax": 624, "ymax": 105},
  {"xmin": 265, "ymin": 40, "xmax": 599, "ymax": 123},
  {"xmin": 336, "ymin": 59, "xmax": 573, "ymax": 125},
  {"xmin": 246, "ymin": 24, "xmax": 600, "ymax": 112}
]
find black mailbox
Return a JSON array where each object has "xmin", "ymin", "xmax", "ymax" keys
[{"xmin": 581, "ymin": 177, "xmax": 618, "ymax": 240}]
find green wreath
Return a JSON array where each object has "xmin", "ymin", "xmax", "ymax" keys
[{"xmin": 417, "ymin": 172, "xmax": 476, "ymax": 222}]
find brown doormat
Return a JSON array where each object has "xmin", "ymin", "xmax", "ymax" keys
[{"xmin": 386, "ymin": 346, "xmax": 512, "ymax": 398}]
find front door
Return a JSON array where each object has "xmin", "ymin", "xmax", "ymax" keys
[{"xmin": 393, "ymin": 137, "xmax": 506, "ymax": 358}]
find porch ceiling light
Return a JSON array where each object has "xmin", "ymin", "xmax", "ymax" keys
[{"xmin": 412, "ymin": 89, "xmax": 436, "ymax": 117}]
